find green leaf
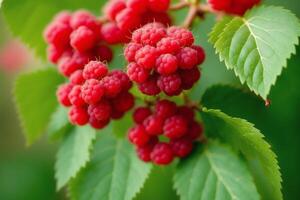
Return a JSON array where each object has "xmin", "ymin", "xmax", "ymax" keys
[
  {"xmin": 2, "ymin": 0, "xmax": 105, "ymax": 58},
  {"xmin": 47, "ymin": 105, "xmax": 71, "ymax": 141},
  {"xmin": 69, "ymin": 132, "xmax": 152, "ymax": 200},
  {"xmin": 14, "ymin": 68, "xmax": 64, "ymax": 145},
  {"xmin": 174, "ymin": 141, "xmax": 260, "ymax": 200},
  {"xmin": 55, "ymin": 126, "xmax": 96, "ymax": 190},
  {"xmin": 202, "ymin": 109, "xmax": 282, "ymax": 200},
  {"xmin": 209, "ymin": 6, "xmax": 300, "ymax": 99}
]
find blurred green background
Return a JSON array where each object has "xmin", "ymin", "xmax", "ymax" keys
[{"xmin": 0, "ymin": 0, "xmax": 299, "ymax": 199}]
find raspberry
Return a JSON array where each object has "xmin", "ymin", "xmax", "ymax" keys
[
  {"xmin": 128, "ymin": 125, "xmax": 150, "ymax": 147},
  {"xmin": 100, "ymin": 76, "xmax": 122, "ymax": 98},
  {"xmin": 150, "ymin": 143, "xmax": 174, "ymax": 165},
  {"xmin": 47, "ymin": 44, "xmax": 64, "ymax": 64},
  {"xmin": 112, "ymin": 92, "xmax": 135, "ymax": 112},
  {"xmin": 136, "ymin": 137, "xmax": 158, "ymax": 162},
  {"xmin": 54, "ymin": 11, "xmax": 71, "ymax": 25},
  {"xmin": 177, "ymin": 106, "xmax": 194, "ymax": 121},
  {"xmin": 156, "ymin": 37, "xmax": 181, "ymax": 54},
  {"xmin": 167, "ymin": 26, "xmax": 194, "ymax": 46},
  {"xmin": 109, "ymin": 70, "xmax": 132, "ymax": 91},
  {"xmin": 143, "ymin": 115, "xmax": 163, "ymax": 135},
  {"xmin": 163, "ymin": 115, "xmax": 188, "ymax": 139},
  {"xmin": 69, "ymin": 106, "xmax": 89, "ymax": 125},
  {"xmin": 133, "ymin": 107, "xmax": 152, "ymax": 124},
  {"xmin": 127, "ymin": 62, "xmax": 150, "ymax": 83},
  {"xmin": 135, "ymin": 45, "xmax": 158, "ymax": 69},
  {"xmin": 132, "ymin": 25, "xmax": 166, "ymax": 46},
  {"xmin": 138, "ymin": 75, "xmax": 161, "ymax": 95},
  {"xmin": 70, "ymin": 70, "xmax": 85, "ymax": 85},
  {"xmin": 180, "ymin": 68, "xmax": 200, "ymax": 90},
  {"xmin": 148, "ymin": 0, "xmax": 170, "ymax": 12},
  {"xmin": 154, "ymin": 100, "xmax": 177, "ymax": 119},
  {"xmin": 142, "ymin": 12, "xmax": 172, "ymax": 26},
  {"xmin": 96, "ymin": 45, "xmax": 113, "ymax": 62},
  {"xmin": 170, "ymin": 137, "xmax": 193, "ymax": 158},
  {"xmin": 83, "ymin": 61, "xmax": 108, "ymax": 80},
  {"xmin": 176, "ymin": 47, "xmax": 198, "ymax": 69},
  {"xmin": 156, "ymin": 54, "xmax": 178, "ymax": 75},
  {"xmin": 115, "ymin": 8, "xmax": 141, "ymax": 31},
  {"xmin": 81, "ymin": 79, "xmax": 104, "ymax": 104},
  {"xmin": 56, "ymin": 83, "xmax": 73, "ymax": 107},
  {"xmin": 101, "ymin": 22, "xmax": 129, "ymax": 44},
  {"xmin": 208, "ymin": 0, "xmax": 260, "ymax": 15},
  {"xmin": 157, "ymin": 74, "xmax": 182, "ymax": 96},
  {"xmin": 68, "ymin": 85, "xmax": 85, "ymax": 106},
  {"xmin": 187, "ymin": 121, "xmax": 203, "ymax": 140},
  {"xmin": 104, "ymin": 0, "xmax": 126, "ymax": 21},
  {"xmin": 111, "ymin": 109, "xmax": 125, "ymax": 119},
  {"xmin": 124, "ymin": 43, "xmax": 142, "ymax": 62},
  {"xmin": 89, "ymin": 117, "xmax": 110, "ymax": 129},
  {"xmin": 70, "ymin": 10, "xmax": 99, "ymax": 31},
  {"xmin": 70, "ymin": 26, "xmax": 96, "ymax": 52},
  {"xmin": 192, "ymin": 45, "xmax": 205, "ymax": 65},
  {"xmin": 58, "ymin": 56, "xmax": 81, "ymax": 77},
  {"xmin": 88, "ymin": 100, "xmax": 112, "ymax": 121},
  {"xmin": 44, "ymin": 22, "xmax": 72, "ymax": 47},
  {"xmin": 127, "ymin": 0, "xmax": 148, "ymax": 13}
]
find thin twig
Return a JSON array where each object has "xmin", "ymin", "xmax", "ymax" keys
[
  {"xmin": 170, "ymin": 1, "xmax": 189, "ymax": 10},
  {"xmin": 182, "ymin": 5, "xmax": 198, "ymax": 28}
]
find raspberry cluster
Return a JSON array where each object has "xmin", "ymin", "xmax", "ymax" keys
[
  {"xmin": 44, "ymin": 10, "xmax": 113, "ymax": 77},
  {"xmin": 56, "ymin": 61, "xmax": 134, "ymax": 129},
  {"xmin": 208, "ymin": 0, "xmax": 261, "ymax": 15},
  {"xmin": 128, "ymin": 100, "xmax": 204, "ymax": 165},
  {"xmin": 102, "ymin": 0, "xmax": 172, "ymax": 44},
  {"xmin": 125, "ymin": 22, "xmax": 205, "ymax": 96}
]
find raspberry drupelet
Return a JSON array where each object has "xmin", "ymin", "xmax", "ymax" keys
[
  {"xmin": 127, "ymin": 99, "xmax": 204, "ymax": 165},
  {"xmin": 125, "ymin": 22, "xmax": 205, "ymax": 96}
]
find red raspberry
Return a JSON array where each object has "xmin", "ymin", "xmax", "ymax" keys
[
  {"xmin": 68, "ymin": 85, "xmax": 85, "ymax": 106},
  {"xmin": 127, "ymin": 0, "xmax": 148, "ymax": 13},
  {"xmin": 127, "ymin": 62, "xmax": 150, "ymax": 83},
  {"xmin": 81, "ymin": 79, "xmax": 104, "ymax": 104},
  {"xmin": 154, "ymin": 100, "xmax": 177, "ymax": 119},
  {"xmin": 192, "ymin": 45, "xmax": 205, "ymax": 65},
  {"xmin": 132, "ymin": 24, "xmax": 166, "ymax": 46},
  {"xmin": 208, "ymin": 0, "xmax": 260, "ymax": 15},
  {"xmin": 96, "ymin": 45, "xmax": 113, "ymax": 62},
  {"xmin": 44, "ymin": 22, "xmax": 72, "ymax": 47},
  {"xmin": 115, "ymin": 8, "xmax": 141, "ymax": 31},
  {"xmin": 163, "ymin": 115, "xmax": 188, "ymax": 139},
  {"xmin": 141, "ymin": 12, "xmax": 172, "ymax": 26},
  {"xmin": 112, "ymin": 92, "xmax": 135, "ymax": 112},
  {"xmin": 72, "ymin": 51, "xmax": 93, "ymax": 67},
  {"xmin": 156, "ymin": 54, "xmax": 178, "ymax": 75},
  {"xmin": 143, "ymin": 115, "xmax": 163, "ymax": 135},
  {"xmin": 167, "ymin": 26, "xmax": 194, "ymax": 46},
  {"xmin": 138, "ymin": 75, "xmax": 161, "ymax": 95},
  {"xmin": 148, "ymin": 0, "xmax": 170, "ymax": 12},
  {"xmin": 58, "ymin": 56, "xmax": 80, "ymax": 77},
  {"xmin": 70, "ymin": 10, "xmax": 99, "ymax": 31},
  {"xmin": 89, "ymin": 117, "xmax": 110, "ymax": 129},
  {"xmin": 170, "ymin": 137, "xmax": 193, "ymax": 158},
  {"xmin": 128, "ymin": 125, "xmax": 150, "ymax": 147},
  {"xmin": 156, "ymin": 37, "xmax": 181, "ymax": 54},
  {"xmin": 69, "ymin": 106, "xmax": 89, "ymax": 125},
  {"xmin": 109, "ymin": 70, "xmax": 132, "ymax": 91},
  {"xmin": 70, "ymin": 70, "xmax": 85, "ymax": 85},
  {"xmin": 47, "ymin": 44, "xmax": 64, "ymax": 64},
  {"xmin": 135, "ymin": 45, "xmax": 158, "ymax": 69},
  {"xmin": 56, "ymin": 83, "xmax": 73, "ymax": 107},
  {"xmin": 124, "ymin": 43, "xmax": 142, "ymax": 62},
  {"xmin": 133, "ymin": 107, "xmax": 152, "ymax": 124},
  {"xmin": 187, "ymin": 121, "xmax": 203, "ymax": 140},
  {"xmin": 83, "ymin": 61, "xmax": 108, "ymax": 80},
  {"xmin": 53, "ymin": 11, "xmax": 71, "ymax": 25},
  {"xmin": 101, "ymin": 22, "xmax": 129, "ymax": 44},
  {"xmin": 100, "ymin": 76, "xmax": 122, "ymax": 98},
  {"xmin": 157, "ymin": 74, "xmax": 182, "ymax": 96},
  {"xmin": 176, "ymin": 47, "xmax": 198, "ymax": 69},
  {"xmin": 151, "ymin": 142, "xmax": 174, "ymax": 165},
  {"xmin": 70, "ymin": 26, "xmax": 96, "ymax": 52},
  {"xmin": 177, "ymin": 106, "xmax": 195, "ymax": 121},
  {"xmin": 104, "ymin": 0, "xmax": 126, "ymax": 21},
  {"xmin": 88, "ymin": 100, "xmax": 112, "ymax": 121},
  {"xmin": 111, "ymin": 109, "xmax": 124, "ymax": 119},
  {"xmin": 136, "ymin": 137, "xmax": 158, "ymax": 162},
  {"xmin": 180, "ymin": 68, "xmax": 200, "ymax": 90}
]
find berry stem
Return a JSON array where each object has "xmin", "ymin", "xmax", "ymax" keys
[
  {"xmin": 182, "ymin": 4, "xmax": 198, "ymax": 28},
  {"xmin": 169, "ymin": 1, "xmax": 189, "ymax": 11}
]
